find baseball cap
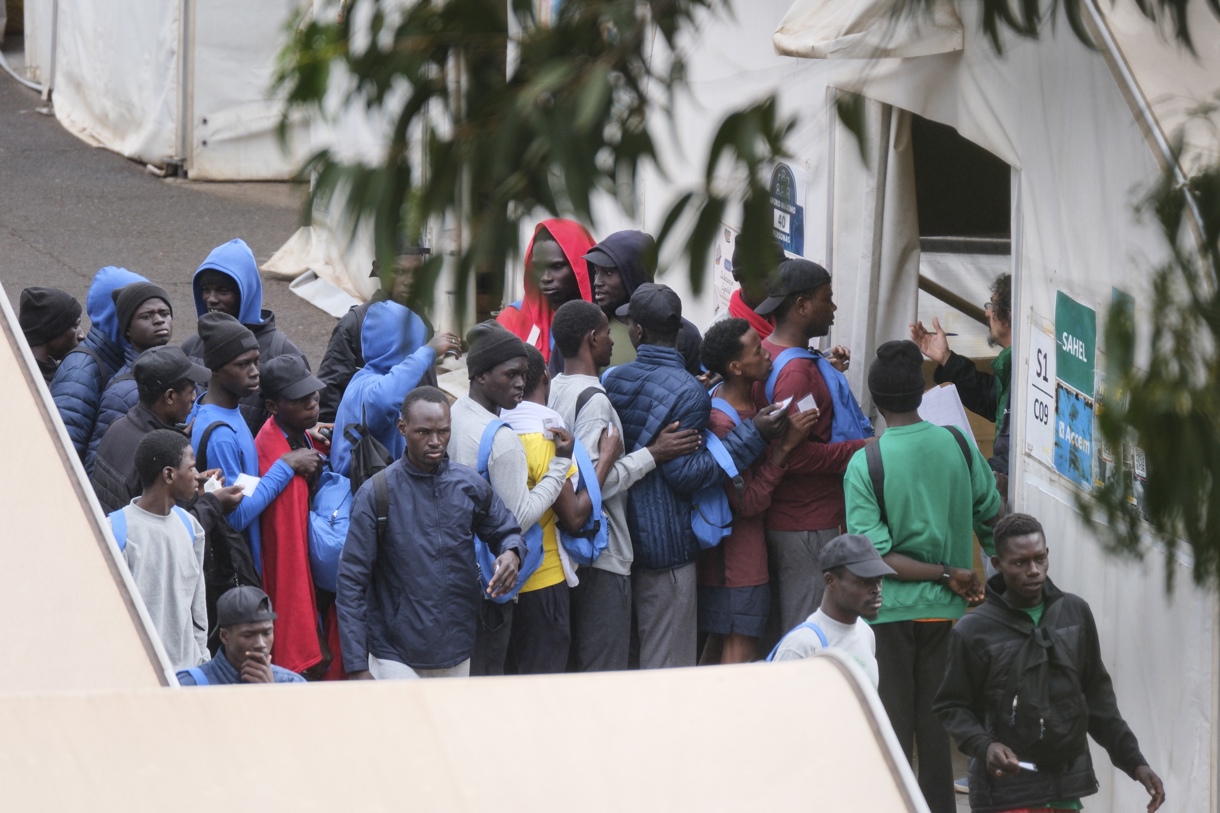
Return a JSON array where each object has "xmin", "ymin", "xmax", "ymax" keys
[
  {"xmin": 369, "ymin": 240, "xmax": 431, "ymax": 277},
  {"xmin": 132, "ymin": 346, "xmax": 211, "ymax": 392},
  {"xmin": 260, "ymin": 354, "xmax": 324, "ymax": 401},
  {"xmin": 754, "ymin": 258, "xmax": 831, "ymax": 316},
  {"xmin": 819, "ymin": 534, "xmax": 897, "ymax": 578},
  {"xmin": 614, "ymin": 282, "xmax": 682, "ymax": 331},
  {"xmin": 216, "ymin": 586, "xmax": 278, "ymax": 627}
]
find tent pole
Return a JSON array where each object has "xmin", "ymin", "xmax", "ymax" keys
[{"xmin": 42, "ymin": 0, "xmax": 58, "ymax": 102}]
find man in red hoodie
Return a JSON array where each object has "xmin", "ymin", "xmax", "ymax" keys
[
  {"xmin": 497, "ymin": 219, "xmax": 596, "ymax": 372},
  {"xmin": 255, "ymin": 354, "xmax": 330, "ymax": 679}
]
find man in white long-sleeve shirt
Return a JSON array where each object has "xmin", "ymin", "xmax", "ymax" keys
[
  {"xmin": 110, "ymin": 429, "xmax": 209, "ymax": 670},
  {"xmin": 548, "ymin": 300, "xmax": 701, "ymax": 671},
  {"xmin": 770, "ymin": 533, "xmax": 896, "ymax": 688},
  {"xmin": 448, "ymin": 321, "xmax": 573, "ymax": 675}
]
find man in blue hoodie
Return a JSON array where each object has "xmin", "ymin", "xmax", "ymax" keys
[
  {"xmin": 181, "ymin": 238, "xmax": 308, "ymax": 435},
  {"xmin": 328, "ymin": 300, "xmax": 459, "ymax": 477},
  {"xmin": 603, "ymin": 284, "xmax": 785, "ymax": 668},
  {"xmin": 190, "ymin": 312, "xmax": 322, "ymax": 574},
  {"xmin": 51, "ymin": 266, "xmax": 149, "ymax": 461}
]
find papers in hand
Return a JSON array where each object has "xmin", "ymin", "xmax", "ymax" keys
[
  {"xmin": 202, "ymin": 476, "xmax": 221, "ymax": 494},
  {"xmin": 796, "ymin": 394, "xmax": 817, "ymax": 413},
  {"xmin": 775, "ymin": 396, "xmax": 793, "ymax": 411},
  {"xmin": 917, "ymin": 384, "xmax": 978, "ymax": 449},
  {"xmin": 233, "ymin": 473, "xmax": 261, "ymax": 493}
]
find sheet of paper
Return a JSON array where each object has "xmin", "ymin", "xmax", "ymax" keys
[
  {"xmin": 203, "ymin": 476, "xmax": 221, "ymax": 494},
  {"xmin": 234, "ymin": 473, "xmax": 261, "ymax": 493},
  {"xmin": 916, "ymin": 383, "xmax": 978, "ymax": 449},
  {"xmin": 775, "ymin": 395, "xmax": 793, "ymax": 411},
  {"xmin": 797, "ymin": 394, "xmax": 817, "ymax": 413}
]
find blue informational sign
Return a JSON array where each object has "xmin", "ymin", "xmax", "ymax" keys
[
  {"xmin": 1053, "ymin": 385, "xmax": 1094, "ymax": 490},
  {"xmin": 770, "ymin": 163, "xmax": 804, "ymax": 256}
]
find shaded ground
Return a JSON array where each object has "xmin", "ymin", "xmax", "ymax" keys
[{"xmin": 0, "ymin": 35, "xmax": 335, "ymax": 365}]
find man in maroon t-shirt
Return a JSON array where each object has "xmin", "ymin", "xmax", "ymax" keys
[{"xmin": 751, "ymin": 259, "xmax": 874, "ymax": 634}]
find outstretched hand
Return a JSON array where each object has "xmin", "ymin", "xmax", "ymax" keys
[
  {"xmin": 910, "ymin": 318, "xmax": 951, "ymax": 365},
  {"xmin": 752, "ymin": 403, "xmax": 789, "ymax": 440},
  {"xmin": 1134, "ymin": 765, "xmax": 1166, "ymax": 812}
]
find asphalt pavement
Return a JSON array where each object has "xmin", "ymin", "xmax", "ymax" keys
[{"xmin": 0, "ymin": 35, "xmax": 336, "ymax": 365}]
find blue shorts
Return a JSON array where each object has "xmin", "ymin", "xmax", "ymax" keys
[{"xmin": 697, "ymin": 584, "xmax": 770, "ymax": 638}]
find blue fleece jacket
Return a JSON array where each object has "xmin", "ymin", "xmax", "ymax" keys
[
  {"xmin": 189, "ymin": 401, "xmax": 295, "ymax": 575},
  {"xmin": 51, "ymin": 266, "xmax": 148, "ymax": 460},
  {"xmin": 329, "ymin": 301, "xmax": 435, "ymax": 477},
  {"xmin": 603, "ymin": 344, "xmax": 767, "ymax": 569}
]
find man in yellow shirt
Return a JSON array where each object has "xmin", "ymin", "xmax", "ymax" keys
[{"xmin": 500, "ymin": 345, "xmax": 619, "ymax": 673}]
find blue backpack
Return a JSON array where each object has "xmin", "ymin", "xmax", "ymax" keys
[
  {"xmin": 474, "ymin": 420, "xmax": 546, "ymax": 603},
  {"xmin": 557, "ymin": 438, "xmax": 608, "ymax": 565},
  {"xmin": 179, "ymin": 666, "xmax": 210, "ymax": 686},
  {"xmin": 109, "ymin": 506, "xmax": 195, "ymax": 552},
  {"xmin": 308, "ymin": 463, "xmax": 354, "ymax": 593},
  {"xmin": 689, "ymin": 397, "xmax": 749, "ymax": 550},
  {"xmin": 764, "ymin": 347, "xmax": 874, "ymax": 442},
  {"xmin": 766, "ymin": 620, "xmax": 829, "ymax": 661}
]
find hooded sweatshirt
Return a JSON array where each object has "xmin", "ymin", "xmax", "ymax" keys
[
  {"xmin": 180, "ymin": 239, "xmax": 308, "ymax": 435},
  {"xmin": 589, "ymin": 230, "xmax": 704, "ymax": 374},
  {"xmin": 51, "ymin": 266, "xmax": 149, "ymax": 459},
  {"xmin": 497, "ymin": 219, "xmax": 595, "ymax": 364},
  {"xmin": 329, "ymin": 301, "xmax": 436, "ymax": 477}
]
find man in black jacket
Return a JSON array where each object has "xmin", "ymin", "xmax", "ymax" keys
[{"xmin": 934, "ymin": 513, "xmax": 1165, "ymax": 813}]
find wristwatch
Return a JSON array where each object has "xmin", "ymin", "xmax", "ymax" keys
[{"xmin": 939, "ymin": 562, "xmax": 952, "ymax": 584}]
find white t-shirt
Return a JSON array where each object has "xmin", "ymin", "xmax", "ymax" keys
[{"xmin": 771, "ymin": 608, "xmax": 879, "ymax": 688}]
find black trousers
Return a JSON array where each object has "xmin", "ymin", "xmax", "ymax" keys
[
  {"xmin": 509, "ymin": 581, "xmax": 571, "ymax": 674},
  {"xmin": 568, "ymin": 567, "xmax": 632, "ymax": 672},
  {"xmin": 873, "ymin": 619, "xmax": 956, "ymax": 813},
  {"xmin": 470, "ymin": 601, "xmax": 514, "ymax": 676}
]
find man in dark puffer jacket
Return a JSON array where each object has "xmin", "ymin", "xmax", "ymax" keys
[
  {"xmin": 935, "ymin": 513, "xmax": 1165, "ymax": 813},
  {"xmin": 51, "ymin": 266, "xmax": 148, "ymax": 462},
  {"xmin": 603, "ymin": 283, "xmax": 784, "ymax": 669}
]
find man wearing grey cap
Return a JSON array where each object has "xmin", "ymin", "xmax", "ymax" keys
[
  {"xmin": 176, "ymin": 586, "xmax": 306, "ymax": 685},
  {"xmin": 769, "ymin": 533, "xmax": 896, "ymax": 688},
  {"xmin": 603, "ymin": 283, "xmax": 784, "ymax": 668}
]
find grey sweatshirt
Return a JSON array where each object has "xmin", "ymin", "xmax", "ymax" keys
[
  {"xmin": 549, "ymin": 373, "xmax": 656, "ymax": 576},
  {"xmin": 113, "ymin": 500, "xmax": 208, "ymax": 669},
  {"xmin": 449, "ymin": 397, "xmax": 570, "ymax": 530}
]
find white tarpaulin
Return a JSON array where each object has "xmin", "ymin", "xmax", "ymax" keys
[
  {"xmin": 30, "ymin": 0, "xmax": 308, "ymax": 180},
  {"xmin": 774, "ymin": 0, "xmax": 963, "ymax": 59}
]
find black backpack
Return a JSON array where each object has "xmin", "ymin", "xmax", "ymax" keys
[
  {"xmin": 195, "ymin": 421, "xmax": 263, "ymax": 652},
  {"xmin": 343, "ymin": 407, "xmax": 395, "ymax": 495},
  {"xmin": 974, "ymin": 599, "xmax": 1090, "ymax": 766}
]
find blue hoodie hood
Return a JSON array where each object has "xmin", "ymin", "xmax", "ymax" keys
[
  {"xmin": 191, "ymin": 238, "xmax": 265, "ymax": 325},
  {"xmin": 87, "ymin": 266, "xmax": 150, "ymax": 347},
  {"xmin": 361, "ymin": 301, "xmax": 428, "ymax": 374}
]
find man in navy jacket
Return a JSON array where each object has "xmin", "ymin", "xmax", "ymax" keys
[
  {"xmin": 602, "ymin": 284, "xmax": 784, "ymax": 668},
  {"xmin": 337, "ymin": 386, "xmax": 526, "ymax": 679}
]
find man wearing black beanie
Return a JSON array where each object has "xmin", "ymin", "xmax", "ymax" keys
[
  {"xmin": 448, "ymin": 320, "xmax": 575, "ymax": 675},
  {"xmin": 19, "ymin": 287, "xmax": 84, "ymax": 384},
  {"xmin": 842, "ymin": 339, "xmax": 1003, "ymax": 813}
]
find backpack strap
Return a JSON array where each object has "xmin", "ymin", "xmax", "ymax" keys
[
  {"xmin": 171, "ymin": 506, "xmax": 196, "ymax": 541},
  {"xmin": 268, "ymin": 329, "xmax": 288, "ymax": 359},
  {"xmin": 372, "ymin": 469, "xmax": 390, "ymax": 546},
  {"xmin": 704, "ymin": 432, "xmax": 743, "ymax": 493},
  {"xmin": 766, "ymin": 621, "xmax": 830, "ymax": 661},
  {"xmin": 194, "ymin": 421, "xmax": 230, "ymax": 473},
  {"xmin": 574, "ymin": 386, "xmax": 607, "ymax": 423},
  {"xmin": 944, "ymin": 425, "xmax": 974, "ymax": 473},
  {"xmin": 108, "ymin": 509, "xmax": 129, "ymax": 552},
  {"xmin": 352, "ymin": 300, "xmax": 374, "ymax": 365},
  {"xmin": 865, "ymin": 440, "xmax": 887, "ymax": 527},
  {"xmin": 709, "ymin": 397, "xmax": 742, "ymax": 427},
  {"xmin": 182, "ymin": 666, "xmax": 209, "ymax": 686},
  {"xmin": 764, "ymin": 346, "xmax": 816, "ymax": 403},
  {"xmin": 476, "ymin": 420, "xmax": 509, "ymax": 478},
  {"xmin": 67, "ymin": 344, "xmax": 116, "ymax": 390}
]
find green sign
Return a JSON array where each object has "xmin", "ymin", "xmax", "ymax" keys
[{"xmin": 1055, "ymin": 291, "xmax": 1096, "ymax": 397}]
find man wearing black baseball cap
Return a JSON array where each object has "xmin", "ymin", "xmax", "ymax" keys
[
  {"xmin": 602, "ymin": 283, "xmax": 785, "ymax": 668},
  {"xmin": 90, "ymin": 346, "xmax": 236, "ymax": 515},
  {"xmin": 752, "ymin": 258, "xmax": 875, "ymax": 641},
  {"xmin": 769, "ymin": 533, "xmax": 895, "ymax": 688},
  {"xmin": 254, "ymin": 354, "xmax": 331, "ymax": 678},
  {"xmin": 176, "ymin": 586, "xmax": 306, "ymax": 685}
]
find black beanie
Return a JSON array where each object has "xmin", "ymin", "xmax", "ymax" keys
[
  {"xmin": 112, "ymin": 282, "xmax": 172, "ymax": 333},
  {"xmin": 19, "ymin": 287, "xmax": 82, "ymax": 345},
  {"xmin": 198, "ymin": 312, "xmax": 259, "ymax": 370},
  {"xmin": 466, "ymin": 320, "xmax": 527, "ymax": 379},
  {"xmin": 868, "ymin": 340, "xmax": 926, "ymax": 412}
]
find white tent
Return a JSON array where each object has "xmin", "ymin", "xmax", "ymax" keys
[{"xmin": 22, "ymin": 0, "xmax": 307, "ymax": 180}]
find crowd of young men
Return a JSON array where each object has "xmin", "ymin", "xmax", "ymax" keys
[{"xmin": 26, "ymin": 224, "xmax": 1164, "ymax": 813}]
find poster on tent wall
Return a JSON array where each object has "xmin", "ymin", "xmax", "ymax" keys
[
  {"xmin": 1025, "ymin": 322, "xmax": 1056, "ymax": 467},
  {"xmin": 1051, "ymin": 291, "xmax": 1097, "ymax": 489},
  {"xmin": 712, "ymin": 226, "xmax": 739, "ymax": 318},
  {"xmin": 770, "ymin": 163, "xmax": 806, "ymax": 257}
]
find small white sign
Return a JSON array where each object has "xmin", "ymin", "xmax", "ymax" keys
[{"xmin": 1026, "ymin": 327, "xmax": 1056, "ymax": 467}]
